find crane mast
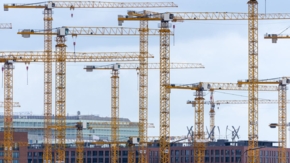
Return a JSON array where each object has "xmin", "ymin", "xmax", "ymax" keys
[
  {"xmin": 139, "ymin": 20, "xmax": 149, "ymax": 163},
  {"xmin": 76, "ymin": 122, "xmax": 84, "ymax": 163},
  {"xmin": 43, "ymin": 6, "xmax": 53, "ymax": 163},
  {"xmin": 194, "ymin": 89, "xmax": 206, "ymax": 163},
  {"xmin": 278, "ymin": 81, "xmax": 287, "ymax": 163},
  {"xmin": 159, "ymin": 15, "xmax": 171, "ymax": 163},
  {"xmin": 248, "ymin": 1, "xmax": 259, "ymax": 163},
  {"xmin": 111, "ymin": 68, "xmax": 120, "ymax": 163},
  {"xmin": 55, "ymin": 34, "xmax": 67, "ymax": 162},
  {"xmin": 3, "ymin": 61, "xmax": 14, "ymax": 163}
]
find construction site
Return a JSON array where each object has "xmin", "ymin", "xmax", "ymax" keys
[{"xmin": 1, "ymin": 0, "xmax": 290, "ymax": 163}]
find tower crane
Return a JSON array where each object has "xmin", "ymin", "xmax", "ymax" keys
[
  {"xmin": 188, "ymin": 99, "xmax": 290, "ymax": 142},
  {"xmin": 17, "ymin": 25, "xmax": 170, "ymax": 163},
  {"xmin": 18, "ymin": 26, "xmax": 173, "ymax": 163},
  {"xmin": 238, "ymin": 77, "xmax": 290, "ymax": 163},
  {"xmin": 84, "ymin": 62, "xmax": 204, "ymax": 163},
  {"xmin": 0, "ymin": 50, "xmax": 153, "ymax": 163},
  {"xmin": 5, "ymin": 2, "xmax": 177, "ymax": 162},
  {"xmin": 118, "ymin": 10, "xmax": 290, "ymax": 163},
  {"xmin": 167, "ymin": 82, "xmax": 278, "ymax": 163}
]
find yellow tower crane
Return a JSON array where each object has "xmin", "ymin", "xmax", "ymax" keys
[
  {"xmin": 84, "ymin": 62, "xmax": 204, "ymax": 163},
  {"xmin": 188, "ymin": 99, "xmax": 290, "ymax": 142},
  {"xmin": 17, "ymin": 26, "xmax": 173, "ymax": 163},
  {"xmin": 118, "ymin": 10, "xmax": 290, "ymax": 163},
  {"xmin": 167, "ymin": 82, "xmax": 279, "ymax": 163},
  {"xmin": 238, "ymin": 77, "xmax": 289, "ymax": 163},
  {"xmin": 0, "ymin": 50, "xmax": 153, "ymax": 163},
  {"xmin": 5, "ymin": 2, "xmax": 177, "ymax": 162}
]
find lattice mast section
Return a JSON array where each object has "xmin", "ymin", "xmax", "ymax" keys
[
  {"xmin": 128, "ymin": 142, "xmax": 135, "ymax": 163},
  {"xmin": 209, "ymin": 90, "xmax": 215, "ymax": 142},
  {"xmin": 194, "ymin": 90, "xmax": 205, "ymax": 163},
  {"xmin": 76, "ymin": 122, "xmax": 84, "ymax": 163},
  {"xmin": 111, "ymin": 70, "xmax": 119, "ymax": 163},
  {"xmin": 3, "ymin": 61, "xmax": 13, "ymax": 163},
  {"xmin": 43, "ymin": 7, "xmax": 53, "ymax": 163},
  {"xmin": 159, "ymin": 21, "xmax": 171, "ymax": 163},
  {"xmin": 278, "ymin": 82, "xmax": 287, "ymax": 163},
  {"xmin": 139, "ymin": 20, "xmax": 149, "ymax": 163},
  {"xmin": 55, "ymin": 36, "xmax": 67, "ymax": 162},
  {"xmin": 247, "ymin": 1, "xmax": 259, "ymax": 163}
]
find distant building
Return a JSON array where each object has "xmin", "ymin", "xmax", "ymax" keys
[{"xmin": 0, "ymin": 112, "xmax": 139, "ymax": 143}]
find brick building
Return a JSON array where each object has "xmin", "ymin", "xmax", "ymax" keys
[
  {"xmin": 0, "ymin": 132, "xmax": 28, "ymax": 163},
  {"xmin": 0, "ymin": 132, "xmax": 288, "ymax": 163}
]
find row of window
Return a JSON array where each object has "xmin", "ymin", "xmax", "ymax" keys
[
  {"xmin": 0, "ymin": 152, "xmax": 19, "ymax": 158},
  {"xmin": 28, "ymin": 150, "xmax": 132, "ymax": 158},
  {"xmin": 0, "ymin": 160, "xmax": 19, "ymax": 163}
]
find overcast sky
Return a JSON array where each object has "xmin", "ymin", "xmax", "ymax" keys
[{"xmin": 1, "ymin": 0, "xmax": 290, "ymax": 146}]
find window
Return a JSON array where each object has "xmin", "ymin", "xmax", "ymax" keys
[
  {"xmin": 70, "ymin": 158, "xmax": 76, "ymax": 163},
  {"xmin": 12, "ymin": 160, "xmax": 18, "ymax": 163},
  {"xmin": 0, "ymin": 152, "xmax": 3, "ymax": 157},
  {"xmin": 175, "ymin": 157, "xmax": 179, "ymax": 163},
  {"xmin": 221, "ymin": 150, "xmax": 224, "ymax": 155},
  {"xmin": 221, "ymin": 157, "xmax": 224, "ymax": 163},
  {"xmin": 12, "ymin": 152, "xmax": 19, "ymax": 158},
  {"xmin": 105, "ymin": 151, "xmax": 109, "ymax": 156},
  {"xmin": 215, "ymin": 150, "xmax": 220, "ymax": 156},
  {"xmin": 88, "ymin": 151, "xmax": 91, "ymax": 156},
  {"xmin": 211, "ymin": 150, "xmax": 214, "ymax": 155},
  {"xmin": 205, "ymin": 157, "xmax": 209, "ymax": 163},
  {"xmin": 215, "ymin": 157, "xmax": 219, "ymax": 162},
  {"xmin": 99, "ymin": 158, "xmax": 103, "ymax": 163},
  {"xmin": 231, "ymin": 157, "xmax": 234, "ymax": 162},
  {"xmin": 93, "ymin": 158, "xmax": 97, "ymax": 163},
  {"xmin": 99, "ymin": 151, "xmax": 103, "ymax": 156},
  {"xmin": 211, "ymin": 157, "xmax": 214, "ymax": 162},
  {"xmin": 225, "ymin": 150, "xmax": 229, "ymax": 156},
  {"xmin": 93, "ymin": 151, "xmax": 97, "ymax": 156},
  {"xmin": 236, "ymin": 157, "xmax": 240, "ymax": 162},
  {"xmin": 122, "ymin": 158, "xmax": 128, "ymax": 163},
  {"xmin": 205, "ymin": 150, "xmax": 209, "ymax": 155},
  {"xmin": 65, "ymin": 151, "xmax": 69, "ymax": 157},
  {"xmin": 175, "ymin": 150, "xmax": 179, "ymax": 156},
  {"xmin": 225, "ymin": 157, "xmax": 229, "ymax": 163},
  {"xmin": 236, "ymin": 150, "xmax": 241, "ymax": 155},
  {"xmin": 122, "ymin": 151, "xmax": 128, "ymax": 156},
  {"xmin": 71, "ymin": 151, "xmax": 75, "ymax": 157}
]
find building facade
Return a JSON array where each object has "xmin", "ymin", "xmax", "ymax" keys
[
  {"xmin": 0, "ymin": 113, "xmax": 139, "ymax": 143},
  {"xmin": 1, "ymin": 132, "xmax": 288, "ymax": 163}
]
